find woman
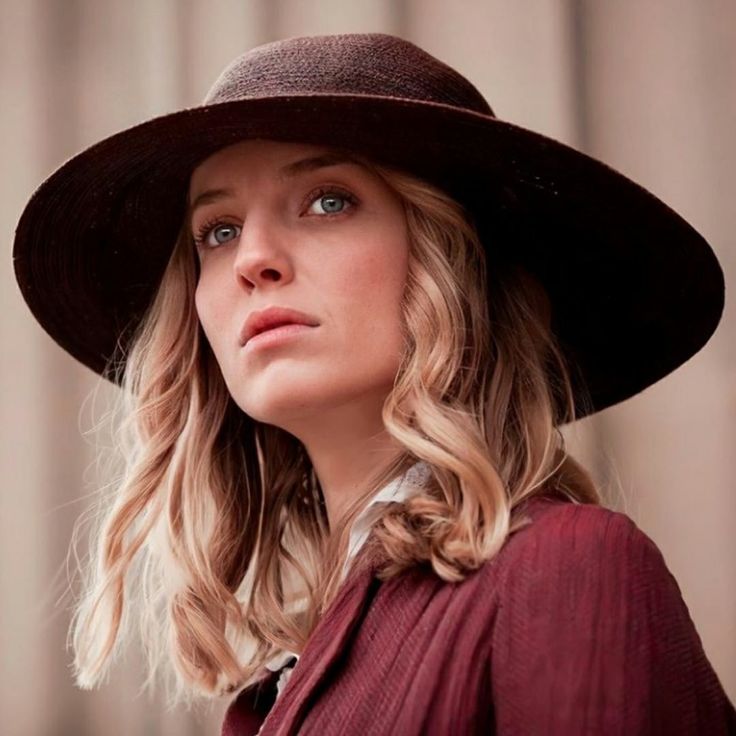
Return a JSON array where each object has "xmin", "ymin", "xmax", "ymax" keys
[{"xmin": 13, "ymin": 32, "xmax": 735, "ymax": 735}]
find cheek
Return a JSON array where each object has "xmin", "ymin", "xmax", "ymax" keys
[
  {"xmin": 339, "ymin": 236, "xmax": 409, "ymax": 345},
  {"xmin": 193, "ymin": 282, "xmax": 208, "ymax": 334},
  {"xmin": 363, "ymin": 230, "xmax": 409, "ymax": 300},
  {"xmin": 194, "ymin": 277, "xmax": 225, "ymax": 355}
]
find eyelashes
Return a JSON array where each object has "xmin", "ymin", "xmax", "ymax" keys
[
  {"xmin": 193, "ymin": 217, "xmax": 237, "ymax": 248},
  {"xmin": 191, "ymin": 185, "xmax": 358, "ymax": 248}
]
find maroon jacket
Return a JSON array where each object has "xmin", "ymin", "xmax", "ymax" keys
[{"xmin": 222, "ymin": 495, "xmax": 736, "ymax": 735}]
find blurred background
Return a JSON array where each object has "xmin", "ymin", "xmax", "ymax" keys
[{"xmin": 2, "ymin": 1, "xmax": 734, "ymax": 734}]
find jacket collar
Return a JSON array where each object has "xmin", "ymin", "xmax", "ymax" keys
[{"xmin": 236, "ymin": 542, "xmax": 385, "ymax": 736}]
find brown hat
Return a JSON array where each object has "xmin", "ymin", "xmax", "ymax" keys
[{"xmin": 12, "ymin": 32, "xmax": 724, "ymax": 423}]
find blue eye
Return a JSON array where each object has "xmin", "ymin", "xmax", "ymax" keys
[
  {"xmin": 305, "ymin": 186, "xmax": 357, "ymax": 217},
  {"xmin": 211, "ymin": 223, "xmax": 240, "ymax": 244},
  {"xmin": 308, "ymin": 192, "xmax": 348, "ymax": 214},
  {"xmin": 193, "ymin": 220, "xmax": 241, "ymax": 248}
]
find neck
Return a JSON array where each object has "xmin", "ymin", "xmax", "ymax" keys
[{"xmin": 289, "ymin": 398, "xmax": 404, "ymax": 531}]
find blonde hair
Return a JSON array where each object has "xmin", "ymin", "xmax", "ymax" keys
[{"xmin": 68, "ymin": 146, "xmax": 601, "ymax": 712}]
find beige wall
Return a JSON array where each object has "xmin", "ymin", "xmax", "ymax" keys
[{"xmin": 1, "ymin": 1, "xmax": 733, "ymax": 733}]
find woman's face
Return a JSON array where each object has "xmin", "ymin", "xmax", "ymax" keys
[{"xmin": 188, "ymin": 139, "xmax": 410, "ymax": 431}]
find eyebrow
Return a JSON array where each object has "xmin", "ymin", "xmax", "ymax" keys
[{"xmin": 186, "ymin": 152, "xmax": 363, "ymax": 229}]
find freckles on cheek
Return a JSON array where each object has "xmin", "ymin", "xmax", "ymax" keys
[
  {"xmin": 353, "ymin": 248, "xmax": 395, "ymax": 286},
  {"xmin": 361, "ymin": 253, "xmax": 406, "ymax": 298}
]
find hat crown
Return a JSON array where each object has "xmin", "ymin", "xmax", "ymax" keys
[{"xmin": 203, "ymin": 32, "xmax": 495, "ymax": 117}]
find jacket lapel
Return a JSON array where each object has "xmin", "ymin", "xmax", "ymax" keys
[{"xmin": 257, "ymin": 544, "xmax": 385, "ymax": 735}]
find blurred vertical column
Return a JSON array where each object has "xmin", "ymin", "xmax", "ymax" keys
[
  {"xmin": 0, "ymin": 3, "xmax": 63, "ymax": 736},
  {"xmin": 270, "ymin": 0, "xmax": 400, "ymax": 36},
  {"xmin": 567, "ymin": 0, "xmax": 736, "ymax": 701}
]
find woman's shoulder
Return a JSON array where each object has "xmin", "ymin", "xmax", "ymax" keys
[
  {"xmin": 514, "ymin": 492, "xmax": 648, "ymax": 535},
  {"xmin": 499, "ymin": 494, "xmax": 665, "ymax": 573},
  {"xmin": 480, "ymin": 494, "xmax": 684, "ymax": 611},
  {"xmin": 482, "ymin": 497, "xmax": 736, "ymax": 733}
]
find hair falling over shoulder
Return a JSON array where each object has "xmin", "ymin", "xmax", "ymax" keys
[{"xmin": 67, "ymin": 151, "xmax": 601, "ymax": 711}]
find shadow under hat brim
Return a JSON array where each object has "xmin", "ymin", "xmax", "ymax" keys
[{"xmin": 12, "ymin": 93, "xmax": 725, "ymax": 423}]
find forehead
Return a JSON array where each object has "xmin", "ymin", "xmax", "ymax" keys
[{"xmin": 188, "ymin": 139, "xmax": 369, "ymax": 195}]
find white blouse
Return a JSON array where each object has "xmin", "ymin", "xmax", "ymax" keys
[{"xmin": 264, "ymin": 460, "xmax": 432, "ymax": 701}]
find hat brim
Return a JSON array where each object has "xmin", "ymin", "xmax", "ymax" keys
[{"xmin": 12, "ymin": 93, "xmax": 725, "ymax": 422}]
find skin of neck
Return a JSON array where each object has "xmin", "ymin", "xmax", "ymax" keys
[{"xmin": 290, "ymin": 391, "xmax": 404, "ymax": 532}]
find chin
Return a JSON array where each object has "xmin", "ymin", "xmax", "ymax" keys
[{"xmin": 232, "ymin": 393, "xmax": 320, "ymax": 426}]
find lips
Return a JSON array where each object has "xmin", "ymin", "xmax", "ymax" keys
[{"xmin": 240, "ymin": 306, "xmax": 320, "ymax": 346}]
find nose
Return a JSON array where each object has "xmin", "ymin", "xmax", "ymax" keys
[{"xmin": 231, "ymin": 215, "xmax": 293, "ymax": 290}]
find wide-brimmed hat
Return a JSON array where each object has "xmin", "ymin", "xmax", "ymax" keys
[{"xmin": 12, "ymin": 32, "xmax": 724, "ymax": 423}]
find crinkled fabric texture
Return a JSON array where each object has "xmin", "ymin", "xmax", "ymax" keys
[{"xmin": 222, "ymin": 496, "xmax": 736, "ymax": 735}]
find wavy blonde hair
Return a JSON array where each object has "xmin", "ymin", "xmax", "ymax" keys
[{"xmin": 68, "ymin": 145, "xmax": 601, "ymax": 712}]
